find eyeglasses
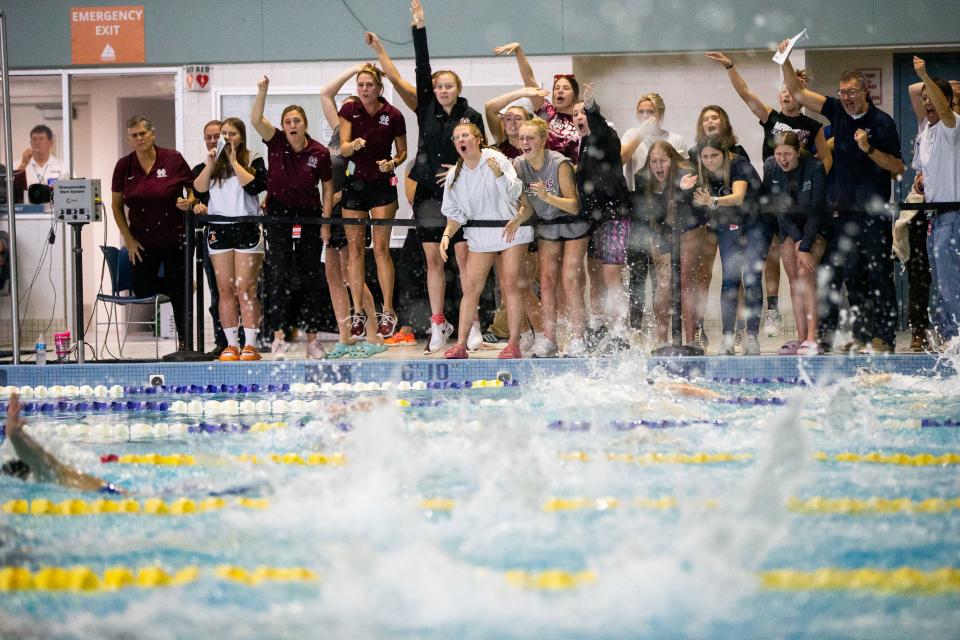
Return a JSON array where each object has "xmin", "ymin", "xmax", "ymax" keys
[{"xmin": 836, "ymin": 88, "xmax": 863, "ymax": 98}]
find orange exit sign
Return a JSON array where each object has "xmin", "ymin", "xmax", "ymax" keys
[{"xmin": 71, "ymin": 6, "xmax": 145, "ymax": 65}]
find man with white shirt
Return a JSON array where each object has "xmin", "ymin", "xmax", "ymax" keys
[
  {"xmin": 15, "ymin": 125, "xmax": 63, "ymax": 194},
  {"xmin": 913, "ymin": 56, "xmax": 960, "ymax": 342}
]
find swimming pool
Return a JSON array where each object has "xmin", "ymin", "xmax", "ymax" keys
[{"xmin": 1, "ymin": 354, "xmax": 958, "ymax": 638}]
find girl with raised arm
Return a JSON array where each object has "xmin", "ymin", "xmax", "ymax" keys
[
  {"xmin": 192, "ymin": 118, "xmax": 267, "ymax": 362},
  {"xmin": 495, "ymin": 41, "xmax": 580, "ymax": 161},
  {"xmin": 440, "ymin": 123, "xmax": 530, "ymax": 359},
  {"xmin": 319, "ymin": 65, "xmax": 385, "ymax": 358},
  {"xmin": 338, "ymin": 64, "xmax": 407, "ymax": 341},
  {"xmin": 574, "ymin": 83, "xmax": 633, "ymax": 354},
  {"xmin": 250, "ymin": 76, "xmax": 334, "ymax": 360},
  {"xmin": 371, "ymin": 0, "xmax": 487, "ymax": 354}
]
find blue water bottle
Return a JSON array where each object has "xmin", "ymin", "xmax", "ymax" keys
[{"xmin": 35, "ymin": 335, "xmax": 46, "ymax": 366}]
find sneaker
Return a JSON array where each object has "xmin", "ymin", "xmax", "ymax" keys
[
  {"xmin": 307, "ymin": 340, "xmax": 327, "ymax": 359},
  {"xmin": 271, "ymin": 338, "xmax": 288, "ymax": 360},
  {"xmin": 498, "ymin": 343, "xmax": 522, "ymax": 359},
  {"xmin": 836, "ymin": 339, "xmax": 865, "ymax": 354},
  {"xmin": 385, "ymin": 326, "xmax": 416, "ymax": 346},
  {"xmin": 428, "ymin": 321, "xmax": 454, "ymax": 353},
  {"xmin": 764, "ymin": 309, "xmax": 782, "ymax": 337},
  {"xmin": 694, "ymin": 323, "xmax": 709, "ymax": 349},
  {"xmin": 734, "ymin": 328, "xmax": 744, "ymax": 350},
  {"xmin": 519, "ymin": 329, "xmax": 535, "ymax": 354},
  {"xmin": 742, "ymin": 333, "xmax": 761, "ymax": 356},
  {"xmin": 482, "ymin": 329, "xmax": 505, "ymax": 344},
  {"xmin": 219, "ymin": 346, "xmax": 240, "ymax": 362},
  {"xmin": 718, "ymin": 333, "xmax": 736, "ymax": 356},
  {"xmin": 239, "ymin": 345, "xmax": 261, "ymax": 361},
  {"xmin": 350, "ymin": 313, "xmax": 367, "ymax": 339},
  {"xmin": 531, "ymin": 334, "xmax": 558, "ymax": 358},
  {"xmin": 564, "ymin": 337, "xmax": 588, "ymax": 357},
  {"xmin": 444, "ymin": 343, "xmax": 468, "ymax": 359},
  {"xmin": 466, "ymin": 320, "xmax": 483, "ymax": 351},
  {"xmin": 376, "ymin": 311, "xmax": 398, "ymax": 338}
]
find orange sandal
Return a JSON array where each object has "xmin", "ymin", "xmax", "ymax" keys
[{"xmin": 219, "ymin": 346, "xmax": 240, "ymax": 362}]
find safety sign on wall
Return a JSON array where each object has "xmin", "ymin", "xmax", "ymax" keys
[{"xmin": 70, "ymin": 5, "xmax": 145, "ymax": 64}]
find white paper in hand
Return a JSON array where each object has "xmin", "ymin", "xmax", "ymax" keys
[
  {"xmin": 772, "ymin": 29, "xmax": 809, "ymax": 65},
  {"xmin": 215, "ymin": 136, "xmax": 227, "ymax": 156}
]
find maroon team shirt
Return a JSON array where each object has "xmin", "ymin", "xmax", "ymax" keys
[
  {"xmin": 111, "ymin": 146, "xmax": 193, "ymax": 249},
  {"xmin": 264, "ymin": 128, "xmax": 333, "ymax": 211},
  {"xmin": 338, "ymin": 98, "xmax": 406, "ymax": 182},
  {"xmin": 538, "ymin": 102, "xmax": 580, "ymax": 161},
  {"xmin": 497, "ymin": 139, "xmax": 522, "ymax": 160}
]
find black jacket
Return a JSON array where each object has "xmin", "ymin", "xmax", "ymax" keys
[
  {"xmin": 576, "ymin": 101, "xmax": 630, "ymax": 220},
  {"xmin": 761, "ymin": 154, "xmax": 827, "ymax": 252},
  {"xmin": 408, "ymin": 26, "xmax": 485, "ymax": 200}
]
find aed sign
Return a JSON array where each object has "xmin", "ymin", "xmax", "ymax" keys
[{"xmin": 71, "ymin": 6, "xmax": 145, "ymax": 64}]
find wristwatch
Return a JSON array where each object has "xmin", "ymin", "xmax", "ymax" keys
[
  {"xmin": 866, "ymin": 145, "xmax": 876, "ymax": 156},
  {"xmin": 711, "ymin": 196, "xmax": 719, "ymax": 209}
]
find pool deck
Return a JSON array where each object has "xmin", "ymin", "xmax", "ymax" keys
[{"xmin": 0, "ymin": 350, "xmax": 952, "ymax": 388}]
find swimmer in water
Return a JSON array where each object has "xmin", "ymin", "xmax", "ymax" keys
[
  {"xmin": 2, "ymin": 393, "xmax": 125, "ymax": 493},
  {"xmin": 657, "ymin": 381, "xmax": 723, "ymax": 400}
]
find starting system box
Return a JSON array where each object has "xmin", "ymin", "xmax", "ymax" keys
[{"xmin": 54, "ymin": 179, "xmax": 102, "ymax": 221}]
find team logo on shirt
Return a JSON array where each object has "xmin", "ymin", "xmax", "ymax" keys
[
  {"xmin": 156, "ymin": 168, "xmax": 167, "ymax": 178},
  {"xmin": 379, "ymin": 114, "xmax": 390, "ymax": 126},
  {"xmin": 307, "ymin": 156, "xmax": 318, "ymax": 168}
]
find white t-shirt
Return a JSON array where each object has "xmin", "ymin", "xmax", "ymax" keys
[
  {"xmin": 916, "ymin": 117, "xmax": 960, "ymax": 206},
  {"xmin": 207, "ymin": 155, "xmax": 263, "ymax": 220},
  {"xmin": 441, "ymin": 148, "xmax": 531, "ymax": 253},
  {"xmin": 621, "ymin": 129, "xmax": 687, "ymax": 191},
  {"xmin": 24, "ymin": 155, "xmax": 63, "ymax": 187}
]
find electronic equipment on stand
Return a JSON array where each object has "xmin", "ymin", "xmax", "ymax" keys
[{"xmin": 54, "ymin": 178, "xmax": 102, "ymax": 364}]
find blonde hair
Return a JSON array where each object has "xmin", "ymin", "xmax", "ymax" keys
[
  {"xmin": 357, "ymin": 64, "xmax": 384, "ymax": 91},
  {"xmin": 519, "ymin": 117, "xmax": 548, "ymax": 141},
  {"xmin": 636, "ymin": 93, "xmax": 665, "ymax": 118}
]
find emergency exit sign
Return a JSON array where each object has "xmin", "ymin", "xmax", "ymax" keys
[{"xmin": 71, "ymin": 6, "xmax": 145, "ymax": 64}]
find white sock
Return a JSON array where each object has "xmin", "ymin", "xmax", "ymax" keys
[
  {"xmin": 224, "ymin": 326, "xmax": 239, "ymax": 347},
  {"xmin": 244, "ymin": 327, "xmax": 259, "ymax": 347}
]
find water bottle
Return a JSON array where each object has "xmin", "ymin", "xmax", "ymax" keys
[{"xmin": 35, "ymin": 335, "xmax": 47, "ymax": 366}]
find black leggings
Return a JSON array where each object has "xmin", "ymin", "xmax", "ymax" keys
[
  {"xmin": 263, "ymin": 207, "xmax": 325, "ymax": 334},
  {"xmin": 131, "ymin": 244, "xmax": 187, "ymax": 341}
]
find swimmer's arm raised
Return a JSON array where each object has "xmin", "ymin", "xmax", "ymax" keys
[{"xmin": 6, "ymin": 394, "xmax": 119, "ymax": 492}]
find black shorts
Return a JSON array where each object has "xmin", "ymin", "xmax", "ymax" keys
[
  {"xmin": 207, "ymin": 222, "xmax": 263, "ymax": 255},
  {"xmin": 413, "ymin": 195, "xmax": 464, "ymax": 245},
  {"xmin": 327, "ymin": 204, "xmax": 348, "ymax": 250},
  {"xmin": 341, "ymin": 175, "xmax": 398, "ymax": 212}
]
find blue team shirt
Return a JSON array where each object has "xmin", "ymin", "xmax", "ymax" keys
[{"xmin": 820, "ymin": 96, "xmax": 901, "ymax": 207}]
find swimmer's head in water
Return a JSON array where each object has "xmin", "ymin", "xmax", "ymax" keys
[{"xmin": 2, "ymin": 459, "xmax": 30, "ymax": 480}]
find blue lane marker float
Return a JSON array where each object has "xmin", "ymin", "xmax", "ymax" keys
[
  {"xmin": 920, "ymin": 418, "xmax": 960, "ymax": 427},
  {"xmin": 0, "ymin": 400, "xmax": 171, "ymax": 415},
  {"xmin": 548, "ymin": 419, "xmax": 728, "ymax": 432},
  {"xmin": 708, "ymin": 377, "xmax": 810, "ymax": 385},
  {"xmin": 713, "ymin": 396, "xmax": 788, "ymax": 406}
]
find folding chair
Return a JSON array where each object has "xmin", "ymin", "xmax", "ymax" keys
[{"xmin": 95, "ymin": 246, "xmax": 169, "ymax": 360}]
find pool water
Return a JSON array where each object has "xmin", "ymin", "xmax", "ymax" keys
[{"xmin": 1, "ymin": 360, "xmax": 959, "ymax": 639}]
